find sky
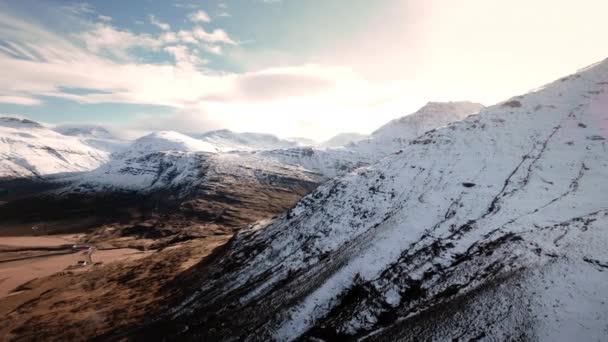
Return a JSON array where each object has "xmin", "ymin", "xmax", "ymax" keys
[{"xmin": 1, "ymin": 0, "xmax": 607, "ymax": 141}]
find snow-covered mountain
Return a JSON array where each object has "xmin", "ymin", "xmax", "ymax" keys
[
  {"xmin": 124, "ymin": 131, "xmax": 219, "ymax": 155},
  {"xmin": 53, "ymin": 124, "xmax": 128, "ymax": 152},
  {"xmin": 285, "ymin": 136, "xmax": 318, "ymax": 147},
  {"xmin": 255, "ymin": 102, "xmax": 483, "ymax": 178},
  {"xmin": 151, "ymin": 59, "xmax": 608, "ymax": 341},
  {"xmin": 188, "ymin": 129, "xmax": 307, "ymax": 152},
  {"xmin": 321, "ymin": 132, "xmax": 369, "ymax": 148},
  {"xmin": 54, "ymin": 124, "xmax": 116, "ymax": 139},
  {"xmin": 60, "ymin": 128, "xmax": 322, "ymax": 195},
  {"xmin": 372, "ymin": 101, "xmax": 484, "ymax": 140},
  {"xmin": 0, "ymin": 117, "xmax": 109, "ymax": 179}
]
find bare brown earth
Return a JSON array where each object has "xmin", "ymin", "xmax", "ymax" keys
[
  {"xmin": 0, "ymin": 235, "xmax": 230, "ymax": 341},
  {"xmin": 0, "ymin": 173, "xmax": 319, "ymax": 341}
]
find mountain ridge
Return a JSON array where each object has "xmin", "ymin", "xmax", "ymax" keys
[{"xmin": 139, "ymin": 58, "xmax": 608, "ymax": 341}]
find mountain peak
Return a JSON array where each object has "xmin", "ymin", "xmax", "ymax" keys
[
  {"xmin": 371, "ymin": 101, "xmax": 484, "ymax": 140},
  {"xmin": 54, "ymin": 124, "xmax": 114, "ymax": 139},
  {"xmin": 0, "ymin": 116, "xmax": 44, "ymax": 129},
  {"xmin": 416, "ymin": 101, "xmax": 485, "ymax": 114},
  {"xmin": 129, "ymin": 131, "xmax": 217, "ymax": 154}
]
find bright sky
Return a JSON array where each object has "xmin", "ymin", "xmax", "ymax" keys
[{"xmin": 0, "ymin": 0, "xmax": 607, "ymax": 140}]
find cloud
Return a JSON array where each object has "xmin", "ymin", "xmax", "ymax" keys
[
  {"xmin": 234, "ymin": 67, "xmax": 338, "ymax": 101},
  {"xmin": 188, "ymin": 10, "xmax": 211, "ymax": 23},
  {"xmin": 0, "ymin": 95, "xmax": 41, "ymax": 105},
  {"xmin": 62, "ymin": 2, "xmax": 96, "ymax": 15},
  {"xmin": 164, "ymin": 45, "xmax": 208, "ymax": 67},
  {"xmin": 79, "ymin": 24, "xmax": 163, "ymax": 60},
  {"xmin": 98, "ymin": 15, "xmax": 112, "ymax": 22},
  {"xmin": 174, "ymin": 2, "xmax": 199, "ymax": 9},
  {"xmin": 192, "ymin": 26, "xmax": 236, "ymax": 45},
  {"xmin": 148, "ymin": 14, "xmax": 171, "ymax": 31},
  {"xmin": 0, "ymin": 4, "xmax": 426, "ymax": 140},
  {"xmin": 204, "ymin": 45, "xmax": 223, "ymax": 55},
  {"xmin": 176, "ymin": 30, "xmax": 198, "ymax": 44},
  {"xmin": 216, "ymin": 2, "xmax": 230, "ymax": 17}
]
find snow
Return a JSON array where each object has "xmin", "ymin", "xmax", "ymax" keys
[
  {"xmin": 53, "ymin": 124, "xmax": 128, "ymax": 153},
  {"xmin": 124, "ymin": 131, "xmax": 220, "ymax": 155},
  {"xmin": 255, "ymin": 102, "xmax": 484, "ymax": 178},
  {"xmin": 320, "ymin": 132, "xmax": 369, "ymax": 148},
  {"xmin": 53, "ymin": 124, "xmax": 116, "ymax": 140},
  {"xmin": 166, "ymin": 58, "xmax": 608, "ymax": 341},
  {"xmin": 0, "ymin": 117, "xmax": 109, "ymax": 178},
  {"xmin": 188, "ymin": 129, "xmax": 307, "ymax": 152}
]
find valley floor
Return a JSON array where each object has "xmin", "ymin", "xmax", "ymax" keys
[{"xmin": 0, "ymin": 232, "xmax": 232, "ymax": 340}]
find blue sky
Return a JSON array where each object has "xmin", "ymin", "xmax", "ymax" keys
[{"xmin": 1, "ymin": 0, "xmax": 608, "ymax": 139}]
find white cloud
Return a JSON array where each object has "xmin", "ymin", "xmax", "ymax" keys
[
  {"xmin": 98, "ymin": 15, "xmax": 112, "ymax": 22},
  {"xmin": 204, "ymin": 45, "xmax": 223, "ymax": 55},
  {"xmin": 188, "ymin": 10, "xmax": 211, "ymax": 23},
  {"xmin": 148, "ymin": 14, "xmax": 171, "ymax": 31},
  {"xmin": 164, "ymin": 45, "xmax": 208, "ymax": 67},
  {"xmin": 174, "ymin": 2, "xmax": 199, "ymax": 9},
  {"xmin": 79, "ymin": 24, "xmax": 163, "ymax": 60},
  {"xmin": 62, "ymin": 2, "xmax": 96, "ymax": 15},
  {"xmin": 192, "ymin": 26, "xmax": 236, "ymax": 45},
  {"xmin": 177, "ymin": 30, "xmax": 198, "ymax": 44},
  {"xmin": 0, "ymin": 95, "xmax": 41, "ymax": 105}
]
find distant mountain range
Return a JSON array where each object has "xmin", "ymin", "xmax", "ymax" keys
[
  {"xmin": 0, "ymin": 117, "xmax": 109, "ymax": 179},
  {"xmin": 0, "ymin": 101, "xmax": 482, "ymax": 181}
]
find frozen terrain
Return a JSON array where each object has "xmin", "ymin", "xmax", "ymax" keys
[
  {"xmin": 256, "ymin": 101, "xmax": 483, "ymax": 178},
  {"xmin": 188, "ymin": 129, "xmax": 308, "ymax": 152},
  {"xmin": 0, "ymin": 117, "xmax": 109, "ymax": 179},
  {"xmin": 62, "ymin": 130, "xmax": 322, "ymax": 195},
  {"xmin": 146, "ymin": 59, "xmax": 608, "ymax": 341},
  {"xmin": 320, "ymin": 132, "xmax": 369, "ymax": 148},
  {"xmin": 53, "ymin": 124, "xmax": 128, "ymax": 152}
]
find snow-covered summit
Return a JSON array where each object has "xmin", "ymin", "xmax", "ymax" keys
[
  {"xmin": 372, "ymin": 101, "xmax": 484, "ymax": 140},
  {"xmin": 256, "ymin": 101, "xmax": 483, "ymax": 178},
  {"xmin": 53, "ymin": 124, "xmax": 128, "ymax": 153},
  {"xmin": 0, "ymin": 116, "xmax": 45, "ymax": 129},
  {"xmin": 54, "ymin": 124, "xmax": 116, "ymax": 139},
  {"xmin": 320, "ymin": 132, "xmax": 369, "ymax": 148},
  {"xmin": 124, "ymin": 131, "xmax": 219, "ymax": 155},
  {"xmin": 189, "ymin": 129, "xmax": 305, "ymax": 152}
]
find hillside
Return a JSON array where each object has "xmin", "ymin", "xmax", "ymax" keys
[
  {"xmin": 140, "ymin": 59, "xmax": 608, "ymax": 341},
  {"xmin": 0, "ymin": 117, "xmax": 109, "ymax": 179}
]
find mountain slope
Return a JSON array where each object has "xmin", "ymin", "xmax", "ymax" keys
[
  {"xmin": 141, "ymin": 59, "xmax": 608, "ymax": 341},
  {"xmin": 372, "ymin": 101, "xmax": 484, "ymax": 140},
  {"xmin": 189, "ymin": 129, "xmax": 305, "ymax": 152},
  {"xmin": 0, "ymin": 117, "xmax": 109, "ymax": 179},
  {"xmin": 256, "ymin": 102, "xmax": 483, "ymax": 178},
  {"xmin": 53, "ymin": 124, "xmax": 128, "ymax": 152},
  {"xmin": 321, "ymin": 132, "xmax": 369, "ymax": 148}
]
